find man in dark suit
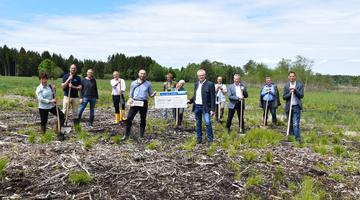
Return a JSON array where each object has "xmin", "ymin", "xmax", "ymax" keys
[
  {"xmin": 283, "ymin": 71, "xmax": 304, "ymax": 143},
  {"xmin": 188, "ymin": 69, "xmax": 216, "ymax": 144},
  {"xmin": 226, "ymin": 74, "xmax": 248, "ymax": 133}
]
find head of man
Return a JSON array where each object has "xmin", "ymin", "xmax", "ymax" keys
[
  {"xmin": 138, "ymin": 69, "xmax": 146, "ymax": 81},
  {"xmin": 166, "ymin": 73, "xmax": 173, "ymax": 82},
  {"xmin": 233, "ymin": 74, "xmax": 241, "ymax": 85},
  {"xmin": 265, "ymin": 77, "xmax": 271, "ymax": 85},
  {"xmin": 113, "ymin": 71, "xmax": 119, "ymax": 79},
  {"xmin": 217, "ymin": 76, "xmax": 223, "ymax": 84},
  {"xmin": 69, "ymin": 64, "xmax": 77, "ymax": 75},
  {"xmin": 87, "ymin": 69, "xmax": 94, "ymax": 79},
  {"xmin": 288, "ymin": 71, "xmax": 296, "ymax": 83},
  {"xmin": 197, "ymin": 69, "xmax": 206, "ymax": 82},
  {"xmin": 39, "ymin": 73, "xmax": 48, "ymax": 86}
]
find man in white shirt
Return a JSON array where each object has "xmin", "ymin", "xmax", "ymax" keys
[
  {"xmin": 188, "ymin": 69, "xmax": 216, "ymax": 144},
  {"xmin": 226, "ymin": 74, "xmax": 248, "ymax": 133}
]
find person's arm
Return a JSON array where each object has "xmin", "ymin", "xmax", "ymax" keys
[
  {"xmin": 223, "ymin": 85, "xmax": 227, "ymax": 94},
  {"xmin": 242, "ymin": 85, "xmax": 248, "ymax": 98},
  {"xmin": 80, "ymin": 79, "xmax": 84, "ymax": 99},
  {"xmin": 228, "ymin": 86, "xmax": 240, "ymax": 101},
  {"xmin": 294, "ymin": 83, "xmax": 304, "ymax": 99},
  {"xmin": 210, "ymin": 82, "xmax": 216, "ymax": 112},
  {"xmin": 283, "ymin": 85, "xmax": 291, "ymax": 100},
  {"xmin": 110, "ymin": 79, "xmax": 118, "ymax": 88},
  {"xmin": 121, "ymin": 79, "xmax": 126, "ymax": 93},
  {"xmin": 269, "ymin": 85, "xmax": 276, "ymax": 96},
  {"xmin": 94, "ymin": 79, "xmax": 99, "ymax": 99},
  {"xmin": 36, "ymin": 87, "xmax": 52, "ymax": 104},
  {"xmin": 61, "ymin": 74, "xmax": 73, "ymax": 89},
  {"xmin": 188, "ymin": 83, "xmax": 196, "ymax": 104},
  {"xmin": 129, "ymin": 82, "xmax": 135, "ymax": 98},
  {"xmin": 260, "ymin": 86, "xmax": 267, "ymax": 97}
]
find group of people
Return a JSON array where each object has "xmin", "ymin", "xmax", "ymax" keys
[{"xmin": 35, "ymin": 65, "xmax": 304, "ymax": 144}]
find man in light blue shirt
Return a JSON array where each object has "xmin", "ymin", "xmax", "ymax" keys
[
  {"xmin": 260, "ymin": 77, "xmax": 279, "ymax": 126},
  {"xmin": 122, "ymin": 69, "xmax": 156, "ymax": 140}
]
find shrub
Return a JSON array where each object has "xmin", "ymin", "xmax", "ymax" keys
[
  {"xmin": 245, "ymin": 174, "xmax": 263, "ymax": 189},
  {"xmin": 68, "ymin": 171, "xmax": 93, "ymax": 186},
  {"xmin": 146, "ymin": 140, "xmax": 160, "ymax": 150},
  {"xmin": 242, "ymin": 150, "xmax": 257, "ymax": 162}
]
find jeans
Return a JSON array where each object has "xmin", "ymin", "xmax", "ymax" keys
[
  {"xmin": 286, "ymin": 105, "xmax": 301, "ymax": 142},
  {"xmin": 78, "ymin": 97, "xmax": 96, "ymax": 125},
  {"xmin": 194, "ymin": 104, "xmax": 213, "ymax": 143},
  {"xmin": 262, "ymin": 100, "xmax": 277, "ymax": 125},
  {"xmin": 226, "ymin": 101, "xmax": 245, "ymax": 131}
]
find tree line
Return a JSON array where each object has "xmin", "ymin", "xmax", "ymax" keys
[{"xmin": 0, "ymin": 45, "xmax": 359, "ymax": 88}]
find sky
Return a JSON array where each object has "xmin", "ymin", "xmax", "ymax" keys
[{"xmin": 0, "ymin": 0, "xmax": 359, "ymax": 75}]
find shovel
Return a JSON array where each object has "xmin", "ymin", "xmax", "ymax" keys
[
  {"xmin": 239, "ymin": 99, "xmax": 243, "ymax": 133},
  {"xmin": 62, "ymin": 82, "xmax": 73, "ymax": 134},
  {"xmin": 286, "ymin": 92, "xmax": 294, "ymax": 136},
  {"xmin": 263, "ymin": 91, "xmax": 269, "ymax": 127}
]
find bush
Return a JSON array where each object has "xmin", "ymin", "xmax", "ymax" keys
[
  {"xmin": 241, "ymin": 129, "xmax": 284, "ymax": 148},
  {"xmin": 245, "ymin": 174, "xmax": 263, "ymax": 189},
  {"xmin": 146, "ymin": 140, "xmax": 160, "ymax": 150},
  {"xmin": 242, "ymin": 150, "xmax": 257, "ymax": 162},
  {"xmin": 68, "ymin": 170, "xmax": 93, "ymax": 186}
]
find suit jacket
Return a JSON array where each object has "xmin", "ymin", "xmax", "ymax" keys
[
  {"xmin": 227, "ymin": 82, "xmax": 248, "ymax": 109},
  {"xmin": 259, "ymin": 83, "xmax": 281, "ymax": 108},
  {"xmin": 283, "ymin": 81, "xmax": 304, "ymax": 112},
  {"xmin": 189, "ymin": 80, "xmax": 216, "ymax": 113}
]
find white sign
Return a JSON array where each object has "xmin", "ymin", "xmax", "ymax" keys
[{"xmin": 155, "ymin": 95, "xmax": 188, "ymax": 109}]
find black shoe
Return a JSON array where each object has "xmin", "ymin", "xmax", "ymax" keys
[
  {"xmin": 58, "ymin": 133, "xmax": 66, "ymax": 141},
  {"xmin": 227, "ymin": 128, "xmax": 231, "ymax": 134},
  {"xmin": 140, "ymin": 127, "xmax": 145, "ymax": 138},
  {"xmin": 197, "ymin": 140, "xmax": 202, "ymax": 144}
]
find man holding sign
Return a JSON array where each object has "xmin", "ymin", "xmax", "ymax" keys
[{"xmin": 122, "ymin": 69, "xmax": 156, "ymax": 140}]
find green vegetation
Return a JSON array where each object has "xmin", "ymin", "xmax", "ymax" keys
[
  {"xmin": 40, "ymin": 131, "xmax": 56, "ymax": 144},
  {"xmin": 146, "ymin": 140, "xmax": 160, "ymax": 150},
  {"xmin": 181, "ymin": 136, "xmax": 198, "ymax": 151},
  {"xmin": 240, "ymin": 129, "xmax": 284, "ymax": 148},
  {"xmin": 242, "ymin": 150, "xmax": 258, "ymax": 162},
  {"xmin": 293, "ymin": 176, "xmax": 327, "ymax": 200},
  {"xmin": 0, "ymin": 157, "xmax": 8, "ymax": 178},
  {"xmin": 68, "ymin": 170, "xmax": 93, "ymax": 186},
  {"xmin": 245, "ymin": 174, "xmax": 263, "ymax": 189}
]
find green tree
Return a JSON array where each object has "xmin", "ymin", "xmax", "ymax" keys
[{"xmin": 38, "ymin": 59, "xmax": 63, "ymax": 79}]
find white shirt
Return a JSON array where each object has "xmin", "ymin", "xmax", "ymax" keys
[
  {"xmin": 35, "ymin": 84, "xmax": 55, "ymax": 109},
  {"xmin": 110, "ymin": 78, "xmax": 126, "ymax": 95},
  {"xmin": 195, "ymin": 80, "xmax": 205, "ymax": 105},
  {"xmin": 215, "ymin": 84, "xmax": 227, "ymax": 103},
  {"xmin": 235, "ymin": 84, "xmax": 244, "ymax": 99},
  {"xmin": 290, "ymin": 81, "xmax": 298, "ymax": 105}
]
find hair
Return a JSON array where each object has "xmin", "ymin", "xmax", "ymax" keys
[
  {"xmin": 139, "ymin": 69, "xmax": 146, "ymax": 73},
  {"xmin": 233, "ymin": 74, "xmax": 240, "ymax": 79},
  {"xmin": 265, "ymin": 76, "xmax": 271, "ymax": 80},
  {"xmin": 113, "ymin": 71, "xmax": 119, "ymax": 75},
  {"xmin": 39, "ymin": 73, "xmax": 48, "ymax": 80},
  {"xmin": 87, "ymin": 68, "xmax": 94, "ymax": 72},
  {"xmin": 288, "ymin": 71, "xmax": 296, "ymax": 76},
  {"xmin": 69, "ymin": 64, "xmax": 76, "ymax": 69},
  {"xmin": 217, "ymin": 76, "xmax": 223, "ymax": 79},
  {"xmin": 166, "ymin": 73, "xmax": 173, "ymax": 79},
  {"xmin": 197, "ymin": 69, "xmax": 206, "ymax": 75}
]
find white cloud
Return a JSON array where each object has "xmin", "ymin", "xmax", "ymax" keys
[{"xmin": 0, "ymin": 0, "xmax": 359, "ymax": 75}]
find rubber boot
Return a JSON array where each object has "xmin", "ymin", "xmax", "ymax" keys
[
  {"xmin": 140, "ymin": 127, "xmax": 145, "ymax": 138},
  {"xmin": 115, "ymin": 113, "xmax": 120, "ymax": 123},
  {"xmin": 120, "ymin": 110, "xmax": 126, "ymax": 121}
]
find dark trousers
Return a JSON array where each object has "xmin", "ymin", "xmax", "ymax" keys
[
  {"xmin": 226, "ymin": 101, "xmax": 245, "ymax": 131},
  {"xmin": 125, "ymin": 101, "xmax": 148, "ymax": 136},
  {"xmin": 172, "ymin": 108, "xmax": 184, "ymax": 126},
  {"xmin": 112, "ymin": 94, "xmax": 125, "ymax": 113},
  {"xmin": 39, "ymin": 106, "xmax": 65, "ymax": 127},
  {"xmin": 262, "ymin": 100, "xmax": 277, "ymax": 125}
]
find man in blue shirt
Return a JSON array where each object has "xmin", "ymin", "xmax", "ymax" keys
[
  {"xmin": 61, "ymin": 64, "xmax": 82, "ymax": 124},
  {"xmin": 260, "ymin": 77, "xmax": 280, "ymax": 126},
  {"xmin": 122, "ymin": 69, "xmax": 156, "ymax": 140}
]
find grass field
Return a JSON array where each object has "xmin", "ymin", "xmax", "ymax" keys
[
  {"xmin": 1, "ymin": 76, "xmax": 359, "ymax": 131},
  {"xmin": 1, "ymin": 76, "xmax": 360, "ymax": 199}
]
